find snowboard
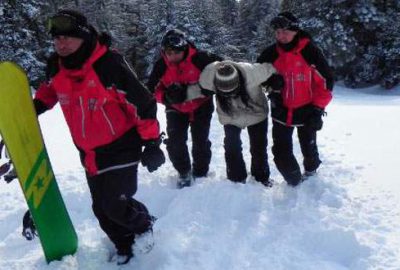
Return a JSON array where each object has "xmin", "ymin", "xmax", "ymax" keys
[{"xmin": 0, "ymin": 62, "xmax": 78, "ymax": 262}]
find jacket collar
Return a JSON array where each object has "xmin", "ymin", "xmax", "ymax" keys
[
  {"xmin": 162, "ymin": 45, "xmax": 197, "ymax": 68},
  {"xmin": 59, "ymin": 42, "xmax": 107, "ymax": 79}
]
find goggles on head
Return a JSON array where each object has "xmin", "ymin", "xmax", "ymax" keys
[
  {"xmin": 162, "ymin": 35, "xmax": 188, "ymax": 51},
  {"xmin": 270, "ymin": 16, "xmax": 298, "ymax": 31},
  {"xmin": 47, "ymin": 14, "xmax": 90, "ymax": 36}
]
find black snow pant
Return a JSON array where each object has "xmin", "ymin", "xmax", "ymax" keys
[
  {"xmin": 223, "ymin": 119, "xmax": 270, "ymax": 183},
  {"xmin": 165, "ymin": 99, "xmax": 214, "ymax": 177},
  {"xmin": 272, "ymin": 121, "xmax": 321, "ymax": 185},
  {"xmin": 87, "ymin": 165, "xmax": 152, "ymax": 252}
]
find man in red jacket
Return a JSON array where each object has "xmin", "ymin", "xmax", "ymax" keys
[
  {"xmin": 33, "ymin": 10, "xmax": 165, "ymax": 264},
  {"xmin": 257, "ymin": 12, "xmax": 334, "ymax": 186},
  {"xmin": 147, "ymin": 29, "xmax": 222, "ymax": 188}
]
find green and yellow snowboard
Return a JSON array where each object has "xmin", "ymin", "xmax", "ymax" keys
[{"xmin": 0, "ymin": 62, "xmax": 78, "ymax": 262}]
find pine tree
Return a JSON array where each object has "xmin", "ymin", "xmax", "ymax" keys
[
  {"xmin": 281, "ymin": 0, "xmax": 397, "ymax": 88},
  {"xmin": 0, "ymin": 0, "xmax": 51, "ymax": 86},
  {"xmin": 235, "ymin": 0, "xmax": 280, "ymax": 61}
]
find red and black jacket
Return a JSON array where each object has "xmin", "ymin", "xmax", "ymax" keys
[
  {"xmin": 34, "ymin": 43, "xmax": 160, "ymax": 175},
  {"xmin": 257, "ymin": 34, "xmax": 334, "ymax": 126},
  {"xmin": 147, "ymin": 45, "xmax": 222, "ymax": 114}
]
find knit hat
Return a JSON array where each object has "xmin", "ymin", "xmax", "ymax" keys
[
  {"xmin": 214, "ymin": 63, "xmax": 240, "ymax": 95},
  {"xmin": 270, "ymin": 12, "xmax": 300, "ymax": 31},
  {"xmin": 47, "ymin": 9, "xmax": 93, "ymax": 40}
]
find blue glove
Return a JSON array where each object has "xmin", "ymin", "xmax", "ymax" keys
[{"xmin": 141, "ymin": 138, "xmax": 165, "ymax": 172}]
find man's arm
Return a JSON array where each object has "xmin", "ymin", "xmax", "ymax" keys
[
  {"xmin": 101, "ymin": 52, "xmax": 160, "ymax": 141},
  {"xmin": 301, "ymin": 42, "xmax": 334, "ymax": 108},
  {"xmin": 192, "ymin": 51, "xmax": 223, "ymax": 71}
]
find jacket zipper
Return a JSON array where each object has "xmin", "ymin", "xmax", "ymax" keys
[
  {"xmin": 100, "ymin": 98, "xmax": 116, "ymax": 136},
  {"xmin": 285, "ymin": 72, "xmax": 289, "ymax": 100},
  {"xmin": 79, "ymin": 96, "xmax": 86, "ymax": 138}
]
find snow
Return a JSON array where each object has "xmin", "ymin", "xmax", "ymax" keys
[{"xmin": 1, "ymin": 85, "xmax": 400, "ymax": 269}]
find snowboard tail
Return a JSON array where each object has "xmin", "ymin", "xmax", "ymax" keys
[{"xmin": 0, "ymin": 61, "xmax": 78, "ymax": 262}]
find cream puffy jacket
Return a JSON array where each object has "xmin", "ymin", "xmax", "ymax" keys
[{"xmin": 199, "ymin": 60, "xmax": 276, "ymax": 128}]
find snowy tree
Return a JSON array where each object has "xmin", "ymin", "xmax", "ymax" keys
[
  {"xmin": 2, "ymin": 1, "xmax": 398, "ymax": 89},
  {"xmin": 235, "ymin": 0, "xmax": 280, "ymax": 61},
  {"xmin": 281, "ymin": 0, "xmax": 399, "ymax": 89},
  {"xmin": 0, "ymin": 0, "xmax": 51, "ymax": 86},
  {"xmin": 376, "ymin": 0, "xmax": 400, "ymax": 89}
]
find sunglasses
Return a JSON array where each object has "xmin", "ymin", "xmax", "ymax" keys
[{"xmin": 47, "ymin": 14, "xmax": 90, "ymax": 35}]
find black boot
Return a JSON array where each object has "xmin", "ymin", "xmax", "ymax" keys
[
  {"xmin": 177, "ymin": 171, "xmax": 193, "ymax": 189},
  {"xmin": 114, "ymin": 246, "xmax": 133, "ymax": 265}
]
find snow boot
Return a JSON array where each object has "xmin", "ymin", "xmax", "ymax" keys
[
  {"xmin": 177, "ymin": 171, "xmax": 193, "ymax": 189},
  {"xmin": 258, "ymin": 178, "xmax": 274, "ymax": 188},
  {"xmin": 303, "ymin": 169, "xmax": 317, "ymax": 177},
  {"xmin": 113, "ymin": 247, "xmax": 133, "ymax": 265}
]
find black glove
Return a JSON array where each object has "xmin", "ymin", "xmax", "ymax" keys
[
  {"xmin": 306, "ymin": 106, "xmax": 326, "ymax": 131},
  {"xmin": 4, "ymin": 167, "xmax": 17, "ymax": 183},
  {"xmin": 22, "ymin": 210, "xmax": 38, "ymax": 241},
  {"xmin": 0, "ymin": 161, "xmax": 12, "ymax": 180},
  {"xmin": 0, "ymin": 140, "xmax": 5, "ymax": 158},
  {"xmin": 262, "ymin": 74, "xmax": 285, "ymax": 91},
  {"xmin": 268, "ymin": 92, "xmax": 283, "ymax": 108},
  {"xmin": 33, "ymin": 99, "xmax": 49, "ymax": 116},
  {"xmin": 268, "ymin": 92, "xmax": 286, "ymax": 118},
  {"xmin": 164, "ymin": 84, "xmax": 188, "ymax": 105},
  {"xmin": 141, "ymin": 138, "xmax": 165, "ymax": 172}
]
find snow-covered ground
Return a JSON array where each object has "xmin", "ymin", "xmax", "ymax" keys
[{"xmin": 1, "ymin": 85, "xmax": 399, "ymax": 270}]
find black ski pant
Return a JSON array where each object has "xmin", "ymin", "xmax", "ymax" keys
[
  {"xmin": 272, "ymin": 121, "xmax": 321, "ymax": 185},
  {"xmin": 223, "ymin": 119, "xmax": 270, "ymax": 183},
  {"xmin": 87, "ymin": 165, "xmax": 152, "ymax": 252},
  {"xmin": 165, "ymin": 99, "xmax": 214, "ymax": 177}
]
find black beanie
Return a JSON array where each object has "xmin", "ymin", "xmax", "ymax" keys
[
  {"xmin": 48, "ymin": 10, "xmax": 93, "ymax": 41},
  {"xmin": 270, "ymin": 12, "xmax": 300, "ymax": 31}
]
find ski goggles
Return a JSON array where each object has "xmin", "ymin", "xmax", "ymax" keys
[
  {"xmin": 47, "ymin": 14, "xmax": 90, "ymax": 37},
  {"xmin": 270, "ymin": 16, "xmax": 299, "ymax": 31},
  {"xmin": 162, "ymin": 35, "xmax": 188, "ymax": 51}
]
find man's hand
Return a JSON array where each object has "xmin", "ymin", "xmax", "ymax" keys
[
  {"xmin": 262, "ymin": 74, "xmax": 285, "ymax": 91},
  {"xmin": 164, "ymin": 84, "xmax": 188, "ymax": 105},
  {"xmin": 141, "ymin": 138, "xmax": 166, "ymax": 172},
  {"xmin": 306, "ymin": 106, "xmax": 326, "ymax": 131}
]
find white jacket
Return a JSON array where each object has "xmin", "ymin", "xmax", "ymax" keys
[{"xmin": 199, "ymin": 60, "xmax": 276, "ymax": 128}]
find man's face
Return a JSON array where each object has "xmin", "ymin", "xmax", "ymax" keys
[
  {"xmin": 164, "ymin": 48, "xmax": 185, "ymax": 64},
  {"xmin": 275, "ymin": 29, "xmax": 297, "ymax": 44},
  {"xmin": 53, "ymin": 35, "xmax": 84, "ymax": 57}
]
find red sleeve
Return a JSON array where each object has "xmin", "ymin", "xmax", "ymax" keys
[
  {"xmin": 311, "ymin": 68, "xmax": 332, "ymax": 109},
  {"xmin": 136, "ymin": 118, "xmax": 160, "ymax": 141},
  {"xmin": 34, "ymin": 82, "xmax": 58, "ymax": 109},
  {"xmin": 154, "ymin": 83, "xmax": 165, "ymax": 104}
]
